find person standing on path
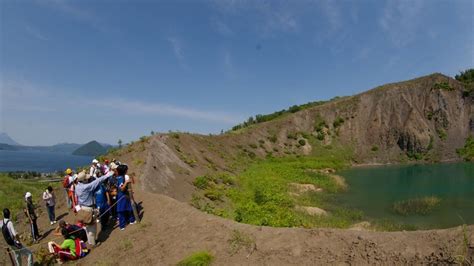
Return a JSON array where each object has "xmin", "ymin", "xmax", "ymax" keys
[
  {"xmin": 116, "ymin": 164, "xmax": 136, "ymax": 230},
  {"xmin": 42, "ymin": 186, "xmax": 57, "ymax": 225},
  {"xmin": 63, "ymin": 168, "xmax": 74, "ymax": 209},
  {"xmin": 24, "ymin": 192, "xmax": 40, "ymax": 242},
  {"xmin": 1, "ymin": 208, "xmax": 34, "ymax": 266},
  {"xmin": 89, "ymin": 159, "xmax": 101, "ymax": 178},
  {"xmin": 75, "ymin": 170, "xmax": 113, "ymax": 246}
]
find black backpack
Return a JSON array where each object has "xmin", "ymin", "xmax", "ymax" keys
[{"xmin": 2, "ymin": 219, "xmax": 15, "ymax": 246}]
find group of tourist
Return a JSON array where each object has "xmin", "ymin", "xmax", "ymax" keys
[{"xmin": 1, "ymin": 158, "xmax": 139, "ymax": 265}]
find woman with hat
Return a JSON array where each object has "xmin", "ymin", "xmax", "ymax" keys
[{"xmin": 24, "ymin": 192, "xmax": 41, "ymax": 242}]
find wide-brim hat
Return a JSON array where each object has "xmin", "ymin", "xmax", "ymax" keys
[
  {"xmin": 110, "ymin": 162, "xmax": 119, "ymax": 170},
  {"xmin": 25, "ymin": 192, "xmax": 32, "ymax": 199},
  {"xmin": 76, "ymin": 171, "xmax": 91, "ymax": 182}
]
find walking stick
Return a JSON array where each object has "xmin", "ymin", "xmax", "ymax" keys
[{"xmin": 5, "ymin": 247, "xmax": 15, "ymax": 266}]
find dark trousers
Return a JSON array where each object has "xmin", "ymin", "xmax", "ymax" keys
[
  {"xmin": 118, "ymin": 211, "xmax": 135, "ymax": 229},
  {"xmin": 46, "ymin": 205, "xmax": 55, "ymax": 222},
  {"xmin": 30, "ymin": 218, "xmax": 40, "ymax": 240},
  {"xmin": 99, "ymin": 207, "xmax": 110, "ymax": 228}
]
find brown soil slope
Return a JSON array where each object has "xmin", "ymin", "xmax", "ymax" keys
[
  {"xmin": 114, "ymin": 73, "xmax": 472, "ymax": 202},
  {"xmin": 5, "ymin": 190, "xmax": 472, "ymax": 265},
  {"xmin": 79, "ymin": 191, "xmax": 473, "ymax": 265}
]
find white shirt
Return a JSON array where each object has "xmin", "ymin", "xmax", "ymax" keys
[
  {"xmin": 0, "ymin": 218, "xmax": 17, "ymax": 238},
  {"xmin": 42, "ymin": 191, "xmax": 56, "ymax": 206}
]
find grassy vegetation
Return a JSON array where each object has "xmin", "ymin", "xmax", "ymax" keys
[
  {"xmin": 392, "ymin": 196, "xmax": 441, "ymax": 216},
  {"xmin": 456, "ymin": 136, "xmax": 474, "ymax": 161},
  {"xmin": 333, "ymin": 117, "xmax": 345, "ymax": 128},
  {"xmin": 0, "ymin": 174, "xmax": 57, "ymax": 219},
  {"xmin": 177, "ymin": 251, "xmax": 214, "ymax": 266},
  {"xmin": 228, "ymin": 230, "xmax": 255, "ymax": 255},
  {"xmin": 192, "ymin": 143, "xmax": 364, "ymax": 228},
  {"xmin": 432, "ymin": 82, "xmax": 454, "ymax": 91},
  {"xmin": 229, "ymin": 97, "xmax": 350, "ymax": 132}
]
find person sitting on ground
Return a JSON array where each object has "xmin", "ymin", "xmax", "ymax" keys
[
  {"xmin": 42, "ymin": 186, "xmax": 56, "ymax": 225},
  {"xmin": 1, "ymin": 208, "xmax": 34, "ymax": 266},
  {"xmin": 54, "ymin": 220, "xmax": 87, "ymax": 242},
  {"xmin": 48, "ymin": 228, "xmax": 77, "ymax": 263}
]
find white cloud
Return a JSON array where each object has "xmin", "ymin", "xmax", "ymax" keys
[
  {"xmin": 88, "ymin": 98, "xmax": 242, "ymax": 124},
  {"xmin": 166, "ymin": 36, "xmax": 188, "ymax": 69},
  {"xmin": 379, "ymin": 0, "xmax": 425, "ymax": 47},
  {"xmin": 1, "ymin": 77, "xmax": 242, "ymax": 124},
  {"xmin": 0, "ymin": 79, "xmax": 57, "ymax": 112}
]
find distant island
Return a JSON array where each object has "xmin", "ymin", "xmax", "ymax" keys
[
  {"xmin": 72, "ymin": 140, "xmax": 109, "ymax": 156},
  {"xmin": 0, "ymin": 133, "xmax": 113, "ymax": 157}
]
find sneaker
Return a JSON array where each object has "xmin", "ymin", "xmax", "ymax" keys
[
  {"xmin": 50, "ymin": 221, "xmax": 54, "ymax": 225},
  {"xmin": 120, "ymin": 228, "xmax": 125, "ymax": 231},
  {"xmin": 53, "ymin": 220, "xmax": 57, "ymax": 224},
  {"xmin": 130, "ymin": 221, "xmax": 136, "ymax": 225}
]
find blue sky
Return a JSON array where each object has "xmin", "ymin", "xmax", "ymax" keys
[{"xmin": 0, "ymin": 0, "xmax": 472, "ymax": 146}]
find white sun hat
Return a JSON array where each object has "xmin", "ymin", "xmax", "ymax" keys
[{"xmin": 25, "ymin": 192, "xmax": 32, "ymax": 199}]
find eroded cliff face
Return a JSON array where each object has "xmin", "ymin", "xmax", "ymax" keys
[
  {"xmin": 335, "ymin": 74, "xmax": 472, "ymax": 163},
  {"xmin": 119, "ymin": 73, "xmax": 472, "ymax": 201}
]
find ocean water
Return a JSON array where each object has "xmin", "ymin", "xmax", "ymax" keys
[
  {"xmin": 337, "ymin": 162, "xmax": 474, "ymax": 228},
  {"xmin": 0, "ymin": 150, "xmax": 92, "ymax": 172}
]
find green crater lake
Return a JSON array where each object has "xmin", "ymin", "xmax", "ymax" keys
[{"xmin": 337, "ymin": 162, "xmax": 474, "ymax": 229}]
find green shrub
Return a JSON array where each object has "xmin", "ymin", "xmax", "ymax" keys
[
  {"xmin": 193, "ymin": 176, "xmax": 214, "ymax": 189},
  {"xmin": 426, "ymin": 111, "xmax": 434, "ymax": 120},
  {"xmin": 316, "ymin": 132, "xmax": 325, "ymax": 141},
  {"xmin": 371, "ymin": 145, "xmax": 379, "ymax": 152},
  {"xmin": 170, "ymin": 132, "xmax": 180, "ymax": 139},
  {"xmin": 315, "ymin": 120, "xmax": 328, "ymax": 132},
  {"xmin": 268, "ymin": 134, "xmax": 278, "ymax": 143},
  {"xmin": 457, "ymin": 136, "xmax": 474, "ymax": 161},
  {"xmin": 333, "ymin": 117, "xmax": 345, "ymax": 128},
  {"xmin": 437, "ymin": 129, "xmax": 447, "ymax": 140},
  {"xmin": 433, "ymin": 82, "xmax": 454, "ymax": 91},
  {"xmin": 298, "ymin": 139, "xmax": 306, "ymax": 146},
  {"xmin": 249, "ymin": 143, "xmax": 258, "ymax": 149},
  {"xmin": 204, "ymin": 188, "xmax": 222, "ymax": 201},
  {"xmin": 427, "ymin": 136, "xmax": 434, "ymax": 150},
  {"xmin": 392, "ymin": 196, "xmax": 441, "ymax": 216},
  {"xmin": 258, "ymin": 139, "xmax": 265, "ymax": 144},
  {"xmin": 287, "ymin": 132, "xmax": 297, "ymax": 140},
  {"xmin": 177, "ymin": 251, "xmax": 214, "ymax": 266}
]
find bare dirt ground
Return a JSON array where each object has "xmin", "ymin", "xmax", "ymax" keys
[{"xmin": 2, "ymin": 185, "xmax": 474, "ymax": 265}]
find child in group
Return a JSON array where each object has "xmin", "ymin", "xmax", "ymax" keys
[{"xmin": 48, "ymin": 228, "xmax": 77, "ymax": 263}]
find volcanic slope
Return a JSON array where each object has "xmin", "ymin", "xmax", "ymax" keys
[{"xmin": 114, "ymin": 73, "xmax": 473, "ymax": 202}]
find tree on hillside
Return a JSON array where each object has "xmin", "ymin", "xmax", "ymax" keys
[
  {"xmin": 455, "ymin": 68, "xmax": 474, "ymax": 97},
  {"xmin": 118, "ymin": 139, "xmax": 122, "ymax": 148}
]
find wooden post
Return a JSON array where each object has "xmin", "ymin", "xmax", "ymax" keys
[{"xmin": 5, "ymin": 247, "xmax": 15, "ymax": 266}]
